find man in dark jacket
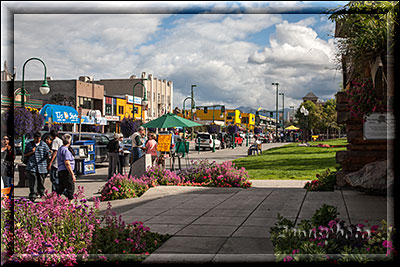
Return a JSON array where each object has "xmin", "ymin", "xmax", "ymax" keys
[{"xmin": 107, "ymin": 133, "xmax": 120, "ymax": 179}]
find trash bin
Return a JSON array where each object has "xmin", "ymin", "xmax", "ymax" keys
[{"xmin": 123, "ymin": 151, "xmax": 131, "ymax": 166}]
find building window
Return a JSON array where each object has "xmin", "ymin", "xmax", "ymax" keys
[
  {"xmin": 78, "ymin": 97, "xmax": 94, "ymax": 109},
  {"xmin": 118, "ymin": 106, "xmax": 124, "ymax": 114},
  {"xmin": 105, "ymin": 104, "xmax": 112, "ymax": 115}
]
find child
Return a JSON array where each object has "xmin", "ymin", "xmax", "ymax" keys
[{"xmin": 145, "ymin": 133, "xmax": 158, "ymax": 165}]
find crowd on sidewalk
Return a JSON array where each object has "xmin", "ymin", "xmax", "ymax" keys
[{"xmin": 1, "ymin": 127, "xmax": 185, "ymax": 200}]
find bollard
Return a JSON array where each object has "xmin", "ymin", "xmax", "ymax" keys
[
  {"xmin": 212, "ymin": 134, "xmax": 215, "ymax": 153},
  {"xmin": 197, "ymin": 137, "xmax": 201, "ymax": 154}
]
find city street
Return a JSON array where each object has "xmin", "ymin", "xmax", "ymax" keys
[
  {"xmin": 2, "ymin": 1, "xmax": 395, "ymax": 263},
  {"xmin": 12, "ymin": 141, "xmax": 293, "ymax": 202}
]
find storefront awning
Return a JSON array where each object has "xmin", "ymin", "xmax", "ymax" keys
[
  {"xmin": 80, "ymin": 116, "xmax": 108, "ymax": 125},
  {"xmin": 40, "ymin": 104, "xmax": 79, "ymax": 124}
]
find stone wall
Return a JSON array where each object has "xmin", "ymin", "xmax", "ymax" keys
[{"xmin": 335, "ymin": 91, "xmax": 387, "ymax": 186}]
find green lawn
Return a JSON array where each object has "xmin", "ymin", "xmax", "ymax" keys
[{"xmin": 233, "ymin": 138, "xmax": 348, "ymax": 180}]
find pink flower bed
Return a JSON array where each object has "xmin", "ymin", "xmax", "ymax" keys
[
  {"xmin": 99, "ymin": 160, "xmax": 252, "ymax": 201},
  {"xmin": 1, "ymin": 187, "xmax": 168, "ymax": 266}
]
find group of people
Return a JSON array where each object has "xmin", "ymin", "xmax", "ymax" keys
[
  {"xmin": 107, "ymin": 126, "xmax": 160, "ymax": 179},
  {"xmin": 23, "ymin": 130, "xmax": 76, "ymax": 202}
]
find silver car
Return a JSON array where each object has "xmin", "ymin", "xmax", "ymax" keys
[{"xmin": 195, "ymin": 133, "xmax": 221, "ymax": 151}]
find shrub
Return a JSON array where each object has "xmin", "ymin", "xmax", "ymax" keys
[
  {"xmin": 2, "ymin": 187, "xmax": 100, "ymax": 266},
  {"xmin": 99, "ymin": 174, "xmax": 155, "ymax": 201},
  {"xmin": 177, "ymin": 160, "xmax": 251, "ymax": 188},
  {"xmin": 310, "ymin": 204, "xmax": 339, "ymax": 227},
  {"xmin": 304, "ymin": 169, "xmax": 336, "ymax": 191},
  {"xmin": 270, "ymin": 204, "xmax": 396, "ymax": 263},
  {"xmin": 1, "ymin": 187, "xmax": 170, "ymax": 265},
  {"xmin": 146, "ymin": 166, "xmax": 185, "ymax": 186},
  {"xmin": 88, "ymin": 202, "xmax": 169, "ymax": 257},
  {"xmin": 99, "ymin": 160, "xmax": 252, "ymax": 202}
]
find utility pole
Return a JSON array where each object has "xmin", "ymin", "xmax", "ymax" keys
[
  {"xmin": 191, "ymin": 84, "xmax": 196, "ymax": 121},
  {"xmin": 272, "ymin": 83, "xmax": 279, "ymax": 140},
  {"xmin": 279, "ymin": 92, "xmax": 285, "ymax": 129}
]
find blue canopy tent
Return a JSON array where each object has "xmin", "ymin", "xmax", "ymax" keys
[{"xmin": 39, "ymin": 104, "xmax": 79, "ymax": 124}]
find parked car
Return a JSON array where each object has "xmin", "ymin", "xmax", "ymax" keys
[
  {"xmin": 120, "ymin": 138, "xmax": 132, "ymax": 152},
  {"xmin": 217, "ymin": 132, "xmax": 231, "ymax": 149},
  {"xmin": 59, "ymin": 132, "xmax": 110, "ymax": 163},
  {"xmin": 258, "ymin": 133, "xmax": 268, "ymax": 143},
  {"xmin": 195, "ymin": 133, "xmax": 221, "ymax": 151}
]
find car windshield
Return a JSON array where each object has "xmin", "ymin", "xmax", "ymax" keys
[
  {"xmin": 198, "ymin": 134, "xmax": 210, "ymax": 139},
  {"xmin": 122, "ymin": 139, "xmax": 131, "ymax": 144}
]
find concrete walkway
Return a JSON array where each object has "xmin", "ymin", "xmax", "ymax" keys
[
  {"xmin": 10, "ymin": 142, "xmax": 393, "ymax": 263},
  {"xmin": 112, "ymin": 186, "xmax": 390, "ymax": 264}
]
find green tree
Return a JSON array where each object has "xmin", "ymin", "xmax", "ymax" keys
[{"xmin": 329, "ymin": 1, "xmax": 398, "ymax": 80}]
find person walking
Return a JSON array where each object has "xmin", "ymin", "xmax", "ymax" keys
[
  {"xmin": 130, "ymin": 126, "xmax": 146, "ymax": 164},
  {"xmin": 56, "ymin": 134, "xmax": 76, "ymax": 201},
  {"xmin": 145, "ymin": 133, "xmax": 158, "ymax": 165},
  {"xmin": 117, "ymin": 134, "xmax": 125, "ymax": 174},
  {"xmin": 47, "ymin": 130, "xmax": 63, "ymax": 193},
  {"xmin": 107, "ymin": 133, "xmax": 120, "ymax": 179},
  {"xmin": 1, "ymin": 135, "xmax": 15, "ymax": 187},
  {"xmin": 24, "ymin": 132, "xmax": 50, "ymax": 202}
]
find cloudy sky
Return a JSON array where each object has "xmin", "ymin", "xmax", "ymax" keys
[{"xmin": 2, "ymin": 1, "xmax": 348, "ymax": 111}]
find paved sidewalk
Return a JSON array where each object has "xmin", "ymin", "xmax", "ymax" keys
[
  {"xmin": 121, "ymin": 186, "xmax": 391, "ymax": 264},
  {"xmin": 10, "ymin": 142, "xmax": 394, "ymax": 263}
]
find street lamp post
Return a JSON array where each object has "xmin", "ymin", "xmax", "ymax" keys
[
  {"xmin": 191, "ymin": 84, "xmax": 196, "ymax": 121},
  {"xmin": 272, "ymin": 83, "xmax": 279, "ymax": 141},
  {"xmin": 183, "ymin": 96, "xmax": 195, "ymax": 140},
  {"xmin": 132, "ymin": 79, "xmax": 148, "ymax": 122},
  {"xmin": 20, "ymin": 57, "xmax": 50, "ymax": 154},
  {"xmin": 279, "ymin": 92, "xmax": 285, "ymax": 138},
  {"xmin": 300, "ymin": 105, "xmax": 309, "ymax": 143}
]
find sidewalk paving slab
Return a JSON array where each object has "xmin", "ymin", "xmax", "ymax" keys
[
  {"xmin": 151, "ymin": 236, "xmax": 227, "ymax": 254},
  {"xmin": 217, "ymin": 237, "xmax": 274, "ymax": 254},
  {"xmin": 176, "ymin": 225, "xmax": 238, "ymax": 237},
  {"xmin": 211, "ymin": 254, "xmax": 276, "ymax": 263}
]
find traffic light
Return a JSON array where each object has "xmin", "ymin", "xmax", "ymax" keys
[
  {"xmin": 256, "ymin": 110, "xmax": 259, "ymax": 116},
  {"xmin": 270, "ymin": 112, "xmax": 273, "ymax": 117},
  {"xmin": 134, "ymin": 107, "xmax": 138, "ymax": 114},
  {"xmin": 204, "ymin": 107, "xmax": 208, "ymax": 113},
  {"xmin": 221, "ymin": 106, "xmax": 225, "ymax": 113}
]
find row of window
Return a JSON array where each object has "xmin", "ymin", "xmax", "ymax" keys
[{"xmin": 80, "ymin": 96, "xmax": 170, "ymax": 116}]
